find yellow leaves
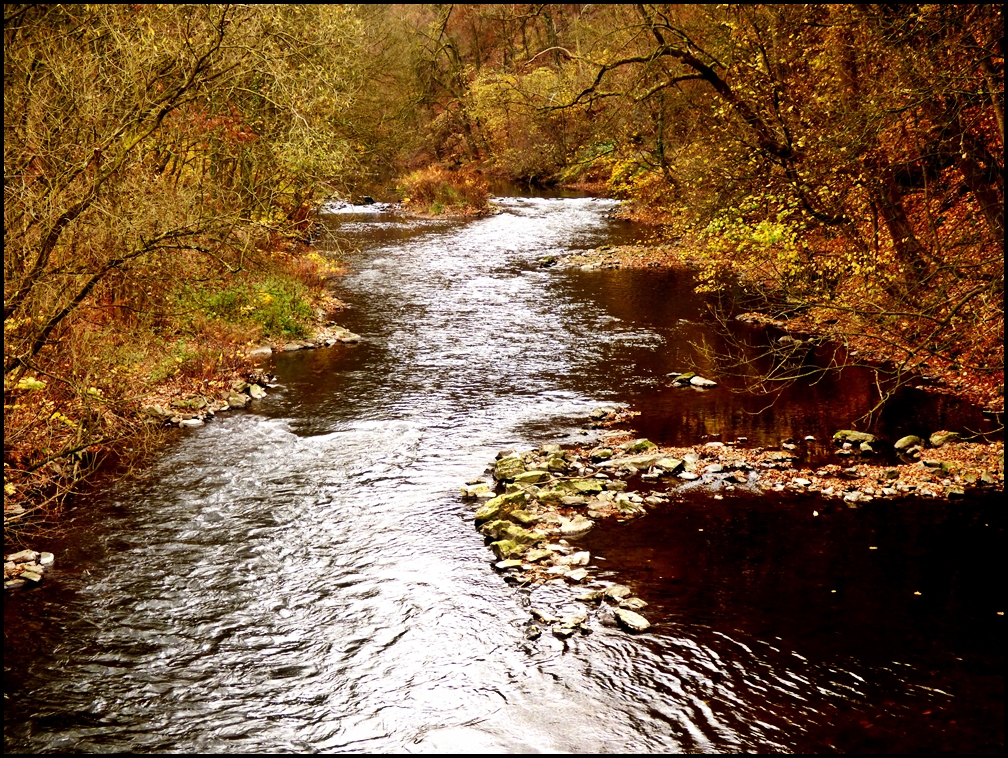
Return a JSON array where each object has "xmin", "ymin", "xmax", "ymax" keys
[
  {"xmin": 49, "ymin": 411, "xmax": 76, "ymax": 428},
  {"xmin": 14, "ymin": 377, "xmax": 46, "ymax": 392}
]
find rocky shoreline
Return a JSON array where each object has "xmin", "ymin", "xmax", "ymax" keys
[{"xmin": 463, "ymin": 407, "xmax": 1004, "ymax": 638}]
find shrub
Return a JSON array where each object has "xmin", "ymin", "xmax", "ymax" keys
[{"xmin": 397, "ymin": 166, "xmax": 489, "ymax": 215}]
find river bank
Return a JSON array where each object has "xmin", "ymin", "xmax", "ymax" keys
[{"xmin": 556, "ymin": 242, "xmax": 1005, "ymax": 417}]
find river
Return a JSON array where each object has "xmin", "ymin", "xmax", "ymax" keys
[{"xmin": 4, "ymin": 196, "xmax": 1002, "ymax": 752}]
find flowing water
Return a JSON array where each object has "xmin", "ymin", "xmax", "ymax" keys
[{"xmin": 4, "ymin": 196, "xmax": 1003, "ymax": 753}]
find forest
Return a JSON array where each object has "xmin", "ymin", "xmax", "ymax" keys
[{"xmin": 3, "ymin": 4, "xmax": 1004, "ymax": 524}]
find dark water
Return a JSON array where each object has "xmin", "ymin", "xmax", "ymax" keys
[{"xmin": 4, "ymin": 197, "xmax": 1003, "ymax": 752}]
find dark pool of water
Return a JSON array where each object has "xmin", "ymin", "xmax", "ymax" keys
[{"xmin": 4, "ymin": 197, "xmax": 1003, "ymax": 752}]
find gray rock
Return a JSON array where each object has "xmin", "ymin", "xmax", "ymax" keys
[
  {"xmin": 564, "ymin": 568, "xmax": 589, "ymax": 582},
  {"xmin": 38, "ymin": 552, "xmax": 55, "ymax": 566},
  {"xmin": 179, "ymin": 418, "xmax": 203, "ymax": 428},
  {"xmin": 678, "ymin": 471, "xmax": 700, "ymax": 481},
  {"xmin": 20, "ymin": 569, "xmax": 43, "ymax": 583},
  {"xmin": 894, "ymin": 435, "xmax": 923, "ymax": 451},
  {"xmin": 929, "ymin": 431, "xmax": 961, "ymax": 448},
  {"xmin": 689, "ymin": 375, "xmax": 717, "ymax": 388},
  {"xmin": 493, "ymin": 456, "xmax": 526, "ymax": 482},
  {"xmin": 833, "ymin": 430, "xmax": 876, "ymax": 445},
  {"xmin": 559, "ymin": 515, "xmax": 594, "ymax": 536},
  {"xmin": 613, "ymin": 607, "xmax": 650, "ymax": 632},
  {"xmin": 248, "ymin": 345, "xmax": 273, "ymax": 357},
  {"xmin": 5, "ymin": 550, "xmax": 38, "ymax": 563},
  {"xmin": 248, "ymin": 384, "xmax": 267, "ymax": 399},
  {"xmin": 619, "ymin": 597, "xmax": 648, "ymax": 610},
  {"xmin": 227, "ymin": 393, "xmax": 250, "ymax": 409},
  {"xmin": 604, "ymin": 584, "xmax": 632, "ymax": 600}
]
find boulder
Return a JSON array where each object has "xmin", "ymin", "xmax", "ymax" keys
[
  {"xmin": 513, "ymin": 470, "xmax": 550, "ymax": 484},
  {"xmin": 613, "ymin": 608, "xmax": 650, "ymax": 632},
  {"xmin": 546, "ymin": 456, "xmax": 568, "ymax": 472},
  {"xmin": 929, "ymin": 431, "xmax": 961, "ymax": 448},
  {"xmin": 227, "ymin": 393, "xmax": 250, "ymax": 409},
  {"xmin": 833, "ymin": 430, "xmax": 876, "ymax": 445},
  {"xmin": 474, "ymin": 497, "xmax": 505, "ymax": 523},
  {"xmin": 589, "ymin": 448, "xmax": 613, "ymax": 462},
  {"xmin": 619, "ymin": 597, "xmax": 648, "ymax": 610},
  {"xmin": 248, "ymin": 384, "xmax": 267, "ymax": 399},
  {"xmin": 558, "ymin": 478, "xmax": 603, "ymax": 496},
  {"xmin": 559, "ymin": 515, "xmax": 594, "ymax": 536},
  {"xmin": 493, "ymin": 456, "xmax": 526, "ymax": 482},
  {"xmin": 460, "ymin": 483, "xmax": 492, "ymax": 499},
  {"xmin": 655, "ymin": 458, "xmax": 683, "ymax": 474},
  {"xmin": 604, "ymin": 584, "xmax": 632, "ymax": 600},
  {"xmin": 894, "ymin": 435, "xmax": 923, "ymax": 451},
  {"xmin": 598, "ymin": 453, "xmax": 662, "ymax": 470},
  {"xmin": 507, "ymin": 509, "xmax": 539, "ymax": 527},
  {"xmin": 623, "ymin": 439, "xmax": 657, "ymax": 454},
  {"xmin": 490, "ymin": 540, "xmax": 525, "ymax": 560}
]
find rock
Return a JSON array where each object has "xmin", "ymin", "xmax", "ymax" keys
[
  {"xmin": 672, "ymin": 372, "xmax": 695, "ymax": 385},
  {"xmin": 619, "ymin": 597, "xmax": 648, "ymax": 610},
  {"xmin": 559, "ymin": 478, "xmax": 604, "ymax": 496},
  {"xmin": 546, "ymin": 456, "xmax": 568, "ymax": 472},
  {"xmin": 5, "ymin": 550, "xmax": 39, "ymax": 563},
  {"xmin": 540, "ymin": 443, "xmax": 563, "ymax": 456},
  {"xmin": 495, "ymin": 559, "xmax": 523, "ymax": 570},
  {"xmin": 179, "ymin": 418, "xmax": 203, "ymax": 428},
  {"xmin": 894, "ymin": 435, "xmax": 923, "ymax": 451},
  {"xmin": 689, "ymin": 375, "xmax": 717, "ymax": 388},
  {"xmin": 589, "ymin": 448, "xmax": 613, "ymax": 462},
  {"xmin": 20, "ymin": 569, "xmax": 44, "ymax": 584},
  {"xmin": 605, "ymin": 479, "xmax": 627, "ymax": 492},
  {"xmin": 525, "ymin": 624, "xmax": 542, "ymax": 640},
  {"xmin": 38, "ymin": 552, "xmax": 54, "ymax": 566},
  {"xmin": 227, "ymin": 393, "xmax": 250, "ymax": 409},
  {"xmin": 947, "ymin": 487, "xmax": 966, "ymax": 499},
  {"xmin": 248, "ymin": 345, "xmax": 273, "ymax": 357},
  {"xmin": 678, "ymin": 471, "xmax": 700, "ymax": 481},
  {"xmin": 490, "ymin": 540, "xmax": 526, "ymax": 560},
  {"xmin": 248, "ymin": 384, "xmax": 267, "ymax": 399},
  {"xmin": 564, "ymin": 568, "xmax": 589, "ymax": 582},
  {"xmin": 507, "ymin": 509, "xmax": 540, "ymax": 527},
  {"xmin": 859, "ymin": 442, "xmax": 874, "ymax": 455},
  {"xmin": 929, "ymin": 431, "xmax": 961, "ymax": 448},
  {"xmin": 833, "ymin": 430, "xmax": 876, "ymax": 445},
  {"xmin": 525, "ymin": 548, "xmax": 553, "ymax": 563},
  {"xmin": 513, "ymin": 470, "xmax": 550, "ymax": 484},
  {"xmin": 598, "ymin": 454, "xmax": 661, "ymax": 470},
  {"xmin": 613, "ymin": 608, "xmax": 650, "ymax": 632},
  {"xmin": 623, "ymin": 439, "xmax": 656, "ymax": 454},
  {"xmin": 559, "ymin": 515, "xmax": 594, "ymax": 536},
  {"xmin": 576, "ymin": 589, "xmax": 604, "ymax": 602},
  {"xmin": 656, "ymin": 458, "xmax": 683, "ymax": 474},
  {"xmin": 474, "ymin": 497, "xmax": 505, "ymax": 523},
  {"xmin": 589, "ymin": 407, "xmax": 611, "ymax": 420},
  {"xmin": 461, "ymin": 483, "xmax": 492, "ymax": 499},
  {"xmin": 493, "ymin": 456, "xmax": 526, "ymax": 482},
  {"xmin": 794, "ymin": 478, "xmax": 812, "ymax": 487},
  {"xmin": 552, "ymin": 624, "xmax": 578, "ymax": 639},
  {"xmin": 555, "ymin": 551, "xmax": 590, "ymax": 566},
  {"xmin": 143, "ymin": 404, "xmax": 174, "ymax": 420},
  {"xmin": 4, "ymin": 579, "xmax": 27, "ymax": 590},
  {"xmin": 604, "ymin": 584, "xmax": 632, "ymax": 600}
]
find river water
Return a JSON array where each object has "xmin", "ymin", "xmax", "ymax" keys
[{"xmin": 4, "ymin": 196, "xmax": 1003, "ymax": 752}]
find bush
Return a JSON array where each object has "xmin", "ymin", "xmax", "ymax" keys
[{"xmin": 397, "ymin": 166, "xmax": 489, "ymax": 215}]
